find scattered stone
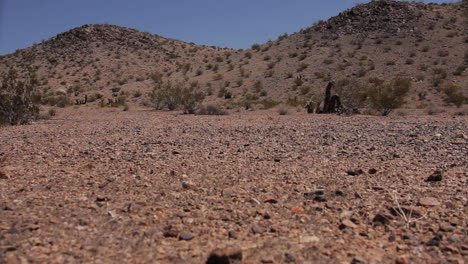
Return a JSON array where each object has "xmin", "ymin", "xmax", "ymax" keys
[
  {"xmin": 206, "ymin": 248, "xmax": 242, "ymax": 264},
  {"xmin": 299, "ymin": 235, "xmax": 320, "ymax": 244},
  {"xmin": 313, "ymin": 196, "xmax": 327, "ymax": 202},
  {"xmin": 95, "ymin": 196, "xmax": 109, "ymax": 202},
  {"xmin": 263, "ymin": 198, "xmax": 278, "ymax": 204},
  {"xmin": 372, "ymin": 213, "xmax": 390, "ymax": 226},
  {"xmin": 334, "ymin": 190, "xmax": 344, "ymax": 196},
  {"xmin": 426, "ymin": 234, "xmax": 443, "ymax": 246},
  {"xmin": 182, "ymin": 181, "xmax": 195, "ymax": 189},
  {"xmin": 395, "ymin": 256, "xmax": 409, "ymax": 264},
  {"xmin": 284, "ymin": 253, "xmax": 296, "ymax": 263},
  {"xmin": 426, "ymin": 170, "xmax": 443, "ymax": 182},
  {"xmin": 351, "ymin": 256, "xmax": 366, "ymax": 264},
  {"xmin": 7, "ymin": 227, "xmax": 19, "ymax": 234},
  {"xmin": 0, "ymin": 170, "xmax": 10, "ymax": 179},
  {"xmin": 447, "ymin": 236, "xmax": 459, "ymax": 243},
  {"xmin": 347, "ymin": 169, "xmax": 364, "ymax": 176},
  {"xmin": 291, "ymin": 207, "xmax": 305, "ymax": 214},
  {"xmin": 339, "ymin": 219, "xmax": 358, "ymax": 229},
  {"xmin": 179, "ymin": 233, "xmax": 194, "ymax": 241},
  {"xmin": 439, "ymin": 223, "xmax": 455, "ymax": 232},
  {"xmin": 250, "ymin": 225, "xmax": 266, "ymax": 235},
  {"xmin": 418, "ymin": 197, "xmax": 440, "ymax": 207},
  {"xmin": 440, "ymin": 245, "xmax": 459, "ymax": 253},
  {"xmin": 228, "ymin": 231, "xmax": 237, "ymax": 239}
]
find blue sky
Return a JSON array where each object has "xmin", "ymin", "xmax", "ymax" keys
[{"xmin": 0, "ymin": 0, "xmax": 455, "ymax": 55}]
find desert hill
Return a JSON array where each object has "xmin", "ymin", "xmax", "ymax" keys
[{"xmin": 0, "ymin": 0, "xmax": 466, "ymax": 112}]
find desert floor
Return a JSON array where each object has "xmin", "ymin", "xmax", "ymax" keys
[{"xmin": 1, "ymin": 108, "xmax": 467, "ymax": 264}]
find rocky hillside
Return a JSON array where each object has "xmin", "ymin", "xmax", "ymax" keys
[{"xmin": 0, "ymin": 0, "xmax": 466, "ymax": 111}]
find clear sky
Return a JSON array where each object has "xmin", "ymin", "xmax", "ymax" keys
[{"xmin": 0, "ymin": 0, "xmax": 455, "ymax": 55}]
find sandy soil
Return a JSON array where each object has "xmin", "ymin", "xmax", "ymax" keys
[{"xmin": 0, "ymin": 108, "xmax": 467, "ymax": 263}]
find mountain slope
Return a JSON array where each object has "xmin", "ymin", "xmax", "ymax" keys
[{"xmin": 0, "ymin": 0, "xmax": 466, "ymax": 111}]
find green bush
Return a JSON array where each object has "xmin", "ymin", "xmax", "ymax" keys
[
  {"xmin": 443, "ymin": 84, "xmax": 465, "ymax": 107},
  {"xmin": 149, "ymin": 80, "xmax": 205, "ymax": 114},
  {"xmin": 366, "ymin": 78, "xmax": 411, "ymax": 116},
  {"xmin": 0, "ymin": 69, "xmax": 40, "ymax": 125},
  {"xmin": 197, "ymin": 105, "xmax": 227, "ymax": 115}
]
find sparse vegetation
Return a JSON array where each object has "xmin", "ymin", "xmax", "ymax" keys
[
  {"xmin": 442, "ymin": 84, "xmax": 465, "ymax": 107},
  {"xmin": 0, "ymin": 69, "xmax": 40, "ymax": 125},
  {"xmin": 197, "ymin": 104, "xmax": 227, "ymax": 115},
  {"xmin": 366, "ymin": 78, "xmax": 411, "ymax": 116},
  {"xmin": 149, "ymin": 76, "xmax": 205, "ymax": 113}
]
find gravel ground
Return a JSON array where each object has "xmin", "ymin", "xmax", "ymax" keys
[{"xmin": 0, "ymin": 108, "xmax": 467, "ymax": 264}]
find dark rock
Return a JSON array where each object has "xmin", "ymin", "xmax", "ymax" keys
[
  {"xmin": 228, "ymin": 231, "xmax": 237, "ymax": 239},
  {"xmin": 284, "ymin": 253, "xmax": 296, "ymax": 263},
  {"xmin": 347, "ymin": 169, "xmax": 364, "ymax": 176},
  {"xmin": 179, "ymin": 233, "xmax": 194, "ymax": 241},
  {"xmin": 95, "ymin": 196, "xmax": 109, "ymax": 202},
  {"xmin": 313, "ymin": 196, "xmax": 327, "ymax": 202},
  {"xmin": 426, "ymin": 170, "xmax": 443, "ymax": 182},
  {"xmin": 372, "ymin": 213, "xmax": 390, "ymax": 226},
  {"xmin": 206, "ymin": 248, "xmax": 242, "ymax": 264},
  {"xmin": 7, "ymin": 227, "xmax": 19, "ymax": 234},
  {"xmin": 263, "ymin": 198, "xmax": 278, "ymax": 204},
  {"xmin": 426, "ymin": 234, "xmax": 443, "ymax": 246},
  {"xmin": 439, "ymin": 223, "xmax": 455, "ymax": 232}
]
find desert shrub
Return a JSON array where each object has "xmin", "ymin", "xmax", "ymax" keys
[
  {"xmin": 197, "ymin": 105, "xmax": 227, "ymax": 115},
  {"xmin": 0, "ymin": 69, "xmax": 40, "ymax": 125},
  {"xmin": 437, "ymin": 50, "xmax": 449, "ymax": 57},
  {"xmin": 294, "ymin": 78, "xmax": 304, "ymax": 87},
  {"xmin": 300, "ymin": 86, "xmax": 311, "ymax": 95},
  {"xmin": 443, "ymin": 84, "xmax": 465, "ymax": 107},
  {"xmin": 453, "ymin": 65, "xmax": 466, "ymax": 76},
  {"xmin": 251, "ymin": 44, "xmax": 261, "ymax": 51},
  {"xmin": 285, "ymin": 96, "xmax": 304, "ymax": 107},
  {"xmin": 277, "ymin": 107, "xmax": 289, "ymax": 115},
  {"xmin": 149, "ymin": 80, "xmax": 205, "ymax": 113},
  {"xmin": 366, "ymin": 78, "xmax": 411, "ymax": 116},
  {"xmin": 213, "ymin": 74, "xmax": 223, "ymax": 81},
  {"xmin": 253, "ymin": 81, "xmax": 263, "ymax": 93},
  {"xmin": 133, "ymin": 91, "xmax": 142, "ymax": 98},
  {"xmin": 297, "ymin": 63, "xmax": 309, "ymax": 72},
  {"xmin": 298, "ymin": 54, "xmax": 307, "ymax": 61},
  {"xmin": 335, "ymin": 78, "xmax": 368, "ymax": 110},
  {"xmin": 48, "ymin": 108, "xmax": 57, "ymax": 117}
]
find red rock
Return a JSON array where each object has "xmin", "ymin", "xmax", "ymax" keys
[
  {"xmin": 291, "ymin": 207, "xmax": 305, "ymax": 214},
  {"xmin": 340, "ymin": 219, "xmax": 358, "ymax": 229},
  {"xmin": 0, "ymin": 170, "xmax": 10, "ymax": 179},
  {"xmin": 418, "ymin": 197, "xmax": 440, "ymax": 207}
]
